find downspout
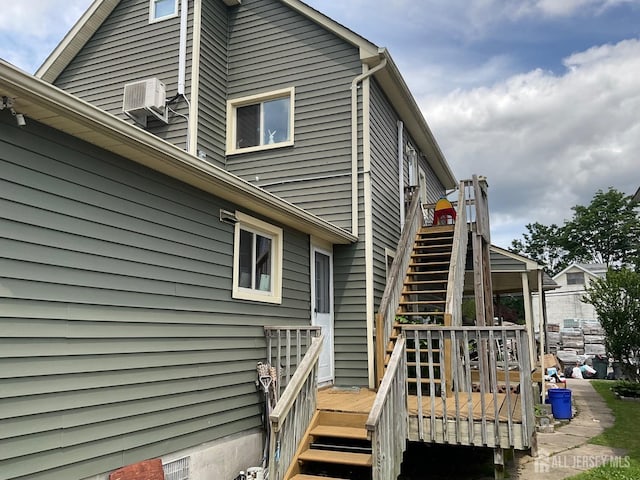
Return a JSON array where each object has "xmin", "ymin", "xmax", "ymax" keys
[
  {"xmin": 351, "ymin": 57, "xmax": 388, "ymax": 236},
  {"xmin": 178, "ymin": 0, "xmax": 188, "ymax": 95},
  {"xmin": 397, "ymin": 120, "xmax": 404, "ymax": 228},
  {"xmin": 350, "ymin": 55, "xmax": 388, "ymax": 388},
  {"xmin": 178, "ymin": 0, "xmax": 196, "ymax": 155}
]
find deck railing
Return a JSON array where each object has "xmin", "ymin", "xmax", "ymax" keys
[
  {"xmin": 402, "ymin": 325, "xmax": 535, "ymax": 449},
  {"xmin": 366, "ymin": 335, "xmax": 408, "ymax": 480},
  {"xmin": 264, "ymin": 326, "xmax": 321, "ymax": 400},
  {"xmin": 376, "ymin": 189, "xmax": 423, "ymax": 385},
  {"xmin": 268, "ymin": 334, "xmax": 324, "ymax": 480}
]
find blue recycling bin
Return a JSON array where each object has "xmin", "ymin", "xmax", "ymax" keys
[{"xmin": 548, "ymin": 388, "xmax": 572, "ymax": 419}]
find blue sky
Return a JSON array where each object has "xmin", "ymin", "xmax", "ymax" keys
[{"xmin": 2, "ymin": 0, "xmax": 639, "ymax": 248}]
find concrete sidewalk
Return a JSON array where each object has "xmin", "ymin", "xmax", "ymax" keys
[{"xmin": 511, "ymin": 379, "xmax": 627, "ymax": 479}]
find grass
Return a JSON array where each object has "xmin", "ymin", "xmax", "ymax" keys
[{"xmin": 567, "ymin": 380, "xmax": 640, "ymax": 480}]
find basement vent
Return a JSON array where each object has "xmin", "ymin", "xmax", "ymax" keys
[
  {"xmin": 163, "ymin": 456, "xmax": 190, "ymax": 480},
  {"xmin": 122, "ymin": 77, "xmax": 168, "ymax": 127}
]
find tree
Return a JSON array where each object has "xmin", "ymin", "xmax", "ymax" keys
[
  {"xmin": 510, "ymin": 188, "xmax": 640, "ymax": 274},
  {"xmin": 583, "ymin": 268, "xmax": 640, "ymax": 381},
  {"xmin": 562, "ymin": 188, "xmax": 640, "ymax": 268},
  {"xmin": 510, "ymin": 222, "xmax": 567, "ymax": 274}
]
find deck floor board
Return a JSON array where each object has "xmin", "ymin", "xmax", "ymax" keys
[{"xmin": 317, "ymin": 388, "xmax": 522, "ymax": 422}]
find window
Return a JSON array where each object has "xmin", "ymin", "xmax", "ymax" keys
[
  {"xmin": 233, "ymin": 212, "xmax": 283, "ymax": 304},
  {"xmin": 150, "ymin": 0, "xmax": 178, "ymax": 22},
  {"xmin": 227, "ymin": 88, "xmax": 294, "ymax": 154},
  {"xmin": 566, "ymin": 272, "xmax": 585, "ymax": 285}
]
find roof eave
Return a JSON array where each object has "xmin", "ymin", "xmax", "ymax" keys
[{"xmin": 2, "ymin": 61, "xmax": 355, "ymax": 245}]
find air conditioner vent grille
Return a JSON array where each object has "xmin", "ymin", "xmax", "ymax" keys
[{"xmin": 122, "ymin": 77, "xmax": 167, "ymax": 126}]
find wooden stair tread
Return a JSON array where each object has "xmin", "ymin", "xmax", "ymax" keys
[
  {"xmin": 403, "ymin": 289, "xmax": 447, "ymax": 294},
  {"xmin": 399, "ymin": 311, "xmax": 445, "ymax": 316},
  {"xmin": 408, "ymin": 378, "xmax": 442, "ymax": 384},
  {"xmin": 291, "ymin": 475, "xmax": 349, "ymax": 480},
  {"xmin": 298, "ymin": 449, "xmax": 372, "ymax": 467},
  {"xmin": 310, "ymin": 425, "xmax": 368, "ymax": 440},
  {"xmin": 407, "ymin": 269, "xmax": 449, "ymax": 274},
  {"xmin": 399, "ymin": 300, "xmax": 446, "ymax": 305}
]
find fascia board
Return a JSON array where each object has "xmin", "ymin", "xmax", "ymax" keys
[{"xmin": 1, "ymin": 61, "xmax": 356, "ymax": 245}]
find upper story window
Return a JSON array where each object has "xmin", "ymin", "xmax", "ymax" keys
[
  {"xmin": 232, "ymin": 212, "xmax": 283, "ymax": 304},
  {"xmin": 150, "ymin": 0, "xmax": 178, "ymax": 23},
  {"xmin": 566, "ymin": 272, "xmax": 585, "ymax": 285},
  {"xmin": 227, "ymin": 88, "xmax": 294, "ymax": 154}
]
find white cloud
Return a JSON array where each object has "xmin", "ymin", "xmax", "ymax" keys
[
  {"xmin": 1, "ymin": 0, "xmax": 91, "ymax": 73},
  {"xmin": 422, "ymin": 38, "xmax": 640, "ymax": 247}
]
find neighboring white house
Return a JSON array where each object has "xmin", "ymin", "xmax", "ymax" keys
[{"xmin": 533, "ymin": 263, "xmax": 607, "ymax": 329}]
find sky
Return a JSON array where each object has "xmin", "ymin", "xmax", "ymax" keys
[{"xmin": 1, "ymin": 0, "xmax": 639, "ymax": 248}]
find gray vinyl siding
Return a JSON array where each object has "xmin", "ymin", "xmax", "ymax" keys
[
  {"xmin": 333, "ymin": 191, "xmax": 368, "ymax": 386},
  {"xmin": 370, "ymin": 80, "xmax": 446, "ymax": 307},
  {"xmin": 490, "ymin": 250, "xmax": 527, "ymax": 272},
  {"xmin": 419, "ymin": 155, "xmax": 445, "ymax": 203},
  {"xmin": 0, "ymin": 114, "xmax": 311, "ymax": 479},
  {"xmin": 53, "ymin": 0, "xmax": 192, "ymax": 151},
  {"xmin": 224, "ymin": 0, "xmax": 361, "ymax": 231},
  {"xmin": 196, "ymin": 0, "xmax": 229, "ymax": 168}
]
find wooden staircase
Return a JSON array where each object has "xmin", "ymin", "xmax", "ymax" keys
[
  {"xmin": 386, "ymin": 225, "xmax": 455, "ymax": 392},
  {"xmin": 285, "ymin": 410, "xmax": 373, "ymax": 480}
]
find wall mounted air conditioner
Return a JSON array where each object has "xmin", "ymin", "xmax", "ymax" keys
[{"xmin": 122, "ymin": 77, "xmax": 168, "ymax": 127}]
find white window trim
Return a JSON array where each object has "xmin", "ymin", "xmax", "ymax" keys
[
  {"xmin": 226, "ymin": 87, "xmax": 295, "ymax": 155},
  {"xmin": 232, "ymin": 211, "xmax": 283, "ymax": 304},
  {"xmin": 149, "ymin": 0, "xmax": 179, "ymax": 23}
]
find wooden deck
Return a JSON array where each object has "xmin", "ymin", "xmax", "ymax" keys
[
  {"xmin": 318, "ymin": 388, "xmax": 521, "ymax": 422},
  {"xmin": 317, "ymin": 387, "xmax": 377, "ymax": 413},
  {"xmin": 318, "ymin": 387, "xmax": 528, "ymax": 449},
  {"xmin": 408, "ymin": 392, "xmax": 522, "ymax": 422}
]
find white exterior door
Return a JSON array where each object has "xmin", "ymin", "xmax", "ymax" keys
[{"xmin": 311, "ymin": 246, "xmax": 334, "ymax": 384}]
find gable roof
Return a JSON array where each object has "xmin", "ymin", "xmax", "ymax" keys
[
  {"xmin": 36, "ymin": 0, "xmax": 457, "ymax": 190},
  {"xmin": 1, "ymin": 60, "xmax": 356, "ymax": 245},
  {"xmin": 486, "ymin": 245, "xmax": 559, "ymax": 293},
  {"xmin": 634, "ymin": 186, "xmax": 640, "ymax": 202},
  {"xmin": 553, "ymin": 262, "xmax": 606, "ymax": 281}
]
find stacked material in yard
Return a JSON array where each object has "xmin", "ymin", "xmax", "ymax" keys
[
  {"xmin": 546, "ymin": 319, "xmax": 607, "ymax": 361},
  {"xmin": 561, "ymin": 327, "xmax": 585, "ymax": 354}
]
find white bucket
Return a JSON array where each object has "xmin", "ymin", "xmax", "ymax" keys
[{"xmin": 246, "ymin": 467, "xmax": 264, "ymax": 480}]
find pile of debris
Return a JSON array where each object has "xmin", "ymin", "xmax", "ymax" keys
[{"xmin": 547, "ymin": 319, "xmax": 607, "ymax": 359}]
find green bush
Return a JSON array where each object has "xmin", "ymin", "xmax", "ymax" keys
[{"xmin": 613, "ymin": 381, "xmax": 640, "ymax": 398}]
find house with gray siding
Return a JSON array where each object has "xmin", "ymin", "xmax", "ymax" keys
[
  {"xmin": 38, "ymin": 0, "xmax": 456, "ymax": 390},
  {"xmin": 0, "ymin": 59, "xmax": 355, "ymax": 479},
  {"xmin": 1, "ymin": 0, "xmax": 458, "ymax": 478}
]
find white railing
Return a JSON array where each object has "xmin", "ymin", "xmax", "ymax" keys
[
  {"xmin": 376, "ymin": 190, "xmax": 423, "ymax": 385},
  {"xmin": 402, "ymin": 325, "xmax": 535, "ymax": 449},
  {"xmin": 444, "ymin": 183, "xmax": 469, "ymax": 326},
  {"xmin": 264, "ymin": 326, "xmax": 321, "ymax": 400},
  {"xmin": 268, "ymin": 334, "xmax": 324, "ymax": 480},
  {"xmin": 366, "ymin": 335, "xmax": 408, "ymax": 480}
]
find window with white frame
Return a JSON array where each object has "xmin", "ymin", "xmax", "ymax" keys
[
  {"xmin": 233, "ymin": 212, "xmax": 283, "ymax": 304},
  {"xmin": 150, "ymin": 0, "xmax": 178, "ymax": 22},
  {"xmin": 227, "ymin": 88, "xmax": 294, "ymax": 154}
]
